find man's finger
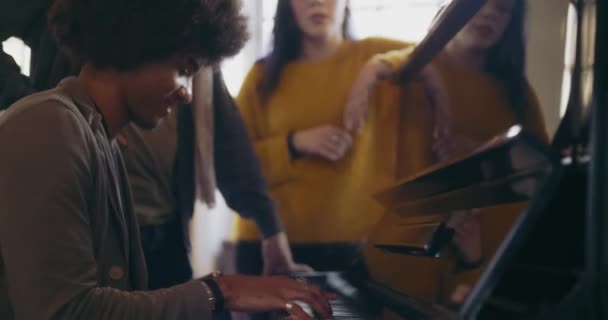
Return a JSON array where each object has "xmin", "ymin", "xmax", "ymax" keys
[
  {"xmin": 286, "ymin": 303, "xmax": 315, "ymax": 320},
  {"xmin": 289, "ymin": 263, "xmax": 314, "ymax": 274}
]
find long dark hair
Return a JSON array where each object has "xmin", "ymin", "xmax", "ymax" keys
[
  {"xmin": 484, "ymin": 0, "xmax": 528, "ymax": 120},
  {"xmin": 257, "ymin": 0, "xmax": 352, "ymax": 104},
  {"xmin": 433, "ymin": 0, "xmax": 529, "ymax": 119}
]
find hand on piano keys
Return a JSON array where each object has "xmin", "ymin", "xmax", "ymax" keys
[
  {"xmin": 271, "ymin": 272, "xmax": 379, "ymax": 320},
  {"xmin": 281, "ymin": 299, "xmax": 363, "ymax": 320},
  {"xmin": 214, "ymin": 274, "xmax": 336, "ymax": 319}
]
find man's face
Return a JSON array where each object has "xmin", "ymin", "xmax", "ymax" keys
[{"xmin": 120, "ymin": 56, "xmax": 200, "ymax": 129}]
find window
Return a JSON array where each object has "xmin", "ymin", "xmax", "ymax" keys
[
  {"xmin": 350, "ymin": 0, "xmax": 445, "ymax": 42},
  {"xmin": 2, "ymin": 37, "xmax": 31, "ymax": 76},
  {"xmin": 559, "ymin": 3, "xmax": 578, "ymax": 117}
]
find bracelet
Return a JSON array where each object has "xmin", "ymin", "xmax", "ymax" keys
[
  {"xmin": 287, "ymin": 131, "xmax": 304, "ymax": 159},
  {"xmin": 199, "ymin": 271, "xmax": 225, "ymax": 312}
]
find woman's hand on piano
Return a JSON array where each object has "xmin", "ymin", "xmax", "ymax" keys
[
  {"xmin": 214, "ymin": 274, "xmax": 336, "ymax": 319},
  {"xmin": 447, "ymin": 210, "xmax": 483, "ymax": 266},
  {"xmin": 262, "ymin": 232, "xmax": 314, "ymax": 275},
  {"xmin": 292, "ymin": 125, "xmax": 352, "ymax": 161},
  {"xmin": 343, "ymin": 56, "xmax": 393, "ymax": 133}
]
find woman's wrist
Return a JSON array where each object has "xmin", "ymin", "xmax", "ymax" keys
[{"xmin": 287, "ymin": 131, "xmax": 305, "ymax": 159}]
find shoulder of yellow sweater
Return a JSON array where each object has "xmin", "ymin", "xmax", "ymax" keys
[
  {"xmin": 247, "ymin": 60, "xmax": 266, "ymax": 79},
  {"xmin": 239, "ymin": 60, "xmax": 266, "ymax": 94},
  {"xmin": 354, "ymin": 36, "xmax": 417, "ymax": 55}
]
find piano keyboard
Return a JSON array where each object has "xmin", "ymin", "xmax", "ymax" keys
[
  {"xmin": 278, "ymin": 272, "xmax": 377, "ymax": 320},
  {"xmin": 277, "ymin": 271, "xmax": 456, "ymax": 320},
  {"xmin": 330, "ymin": 298, "xmax": 369, "ymax": 319},
  {"xmin": 290, "ymin": 297, "xmax": 371, "ymax": 320}
]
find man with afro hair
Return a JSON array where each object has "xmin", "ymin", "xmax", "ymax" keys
[
  {"xmin": 0, "ymin": 0, "xmax": 310, "ymax": 293},
  {"xmin": 0, "ymin": 0, "xmax": 332, "ymax": 319}
]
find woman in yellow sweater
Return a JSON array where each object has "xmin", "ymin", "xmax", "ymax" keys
[
  {"xmin": 344, "ymin": 0, "xmax": 549, "ymax": 310},
  {"xmin": 232, "ymin": 0, "xmax": 412, "ymax": 275}
]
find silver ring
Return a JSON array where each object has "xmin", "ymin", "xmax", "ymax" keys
[
  {"xmin": 295, "ymin": 277, "xmax": 309, "ymax": 289},
  {"xmin": 285, "ymin": 301, "xmax": 294, "ymax": 313}
]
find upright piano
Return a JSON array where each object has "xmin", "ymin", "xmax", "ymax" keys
[{"xmin": 278, "ymin": 0, "xmax": 606, "ymax": 318}]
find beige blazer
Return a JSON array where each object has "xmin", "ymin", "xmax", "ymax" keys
[{"xmin": 0, "ymin": 77, "xmax": 213, "ymax": 320}]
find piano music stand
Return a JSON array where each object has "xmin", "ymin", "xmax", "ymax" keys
[{"xmin": 373, "ymin": 125, "xmax": 556, "ymax": 259}]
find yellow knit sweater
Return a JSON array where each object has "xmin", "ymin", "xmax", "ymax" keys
[{"xmin": 232, "ymin": 37, "xmax": 413, "ymax": 242}]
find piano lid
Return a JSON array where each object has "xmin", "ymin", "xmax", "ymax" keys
[{"xmin": 373, "ymin": 125, "xmax": 556, "ymax": 216}]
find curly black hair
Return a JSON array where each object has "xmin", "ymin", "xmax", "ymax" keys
[{"xmin": 48, "ymin": 0, "xmax": 249, "ymax": 69}]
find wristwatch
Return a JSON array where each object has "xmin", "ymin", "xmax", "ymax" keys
[
  {"xmin": 287, "ymin": 131, "xmax": 304, "ymax": 159},
  {"xmin": 199, "ymin": 271, "xmax": 225, "ymax": 312}
]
